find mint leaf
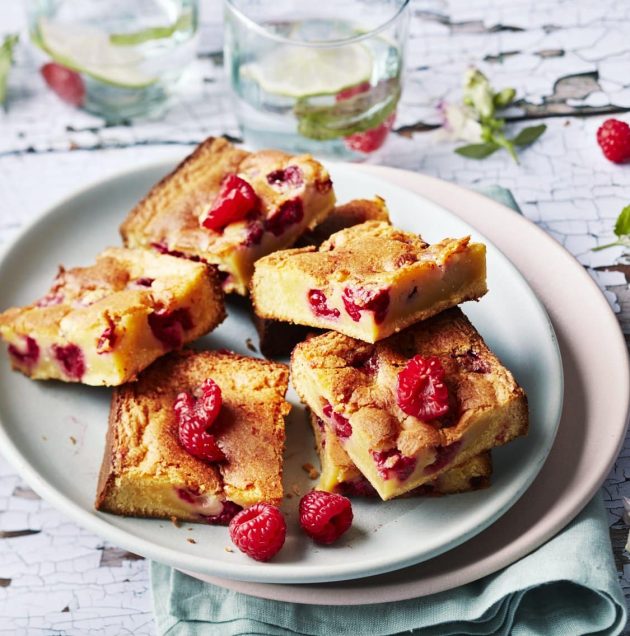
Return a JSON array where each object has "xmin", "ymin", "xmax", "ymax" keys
[
  {"xmin": 0, "ymin": 33, "xmax": 18, "ymax": 107},
  {"xmin": 614, "ymin": 204, "xmax": 630, "ymax": 237},
  {"xmin": 513, "ymin": 124, "xmax": 547, "ymax": 147},
  {"xmin": 592, "ymin": 204, "xmax": 630, "ymax": 251},
  {"xmin": 295, "ymin": 79, "xmax": 400, "ymax": 141},
  {"xmin": 455, "ymin": 143, "xmax": 499, "ymax": 159}
]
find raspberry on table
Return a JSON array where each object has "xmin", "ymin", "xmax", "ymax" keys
[
  {"xmin": 229, "ymin": 503, "xmax": 287, "ymax": 561},
  {"xmin": 299, "ymin": 490, "xmax": 353, "ymax": 544},
  {"xmin": 596, "ymin": 119, "xmax": 630, "ymax": 163},
  {"xmin": 396, "ymin": 355, "xmax": 449, "ymax": 421},
  {"xmin": 201, "ymin": 174, "xmax": 260, "ymax": 231},
  {"xmin": 175, "ymin": 379, "xmax": 225, "ymax": 462}
]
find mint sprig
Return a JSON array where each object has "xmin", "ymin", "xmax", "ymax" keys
[
  {"xmin": 0, "ymin": 33, "xmax": 18, "ymax": 108},
  {"xmin": 593, "ymin": 205, "xmax": 630, "ymax": 251},
  {"xmin": 452, "ymin": 69, "xmax": 546, "ymax": 163}
]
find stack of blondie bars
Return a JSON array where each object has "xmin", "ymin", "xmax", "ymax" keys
[{"xmin": 0, "ymin": 136, "xmax": 528, "ymax": 534}]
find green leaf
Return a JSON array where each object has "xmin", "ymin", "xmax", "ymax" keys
[
  {"xmin": 512, "ymin": 124, "xmax": 547, "ymax": 147},
  {"xmin": 0, "ymin": 33, "xmax": 18, "ymax": 107},
  {"xmin": 295, "ymin": 78, "xmax": 400, "ymax": 141},
  {"xmin": 494, "ymin": 87, "xmax": 516, "ymax": 109},
  {"xmin": 614, "ymin": 204, "xmax": 630, "ymax": 237},
  {"xmin": 454, "ymin": 143, "xmax": 500, "ymax": 159}
]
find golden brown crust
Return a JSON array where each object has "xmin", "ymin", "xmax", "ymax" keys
[
  {"xmin": 297, "ymin": 197, "xmax": 391, "ymax": 247},
  {"xmin": 94, "ymin": 389, "xmax": 123, "ymax": 512},
  {"xmin": 95, "ymin": 350, "xmax": 290, "ymax": 518},
  {"xmin": 120, "ymin": 137, "xmax": 247, "ymax": 242}
]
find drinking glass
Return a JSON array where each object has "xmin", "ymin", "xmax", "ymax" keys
[
  {"xmin": 26, "ymin": 0, "xmax": 199, "ymax": 122},
  {"xmin": 224, "ymin": 0, "xmax": 410, "ymax": 160}
]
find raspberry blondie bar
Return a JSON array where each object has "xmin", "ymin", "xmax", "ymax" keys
[
  {"xmin": 96, "ymin": 350, "xmax": 290, "ymax": 523},
  {"xmin": 292, "ymin": 308, "xmax": 527, "ymax": 500},
  {"xmin": 0, "ymin": 248, "xmax": 224, "ymax": 386},
  {"xmin": 310, "ymin": 410, "xmax": 492, "ymax": 497},
  {"xmin": 251, "ymin": 221, "xmax": 487, "ymax": 343},
  {"xmin": 120, "ymin": 137, "xmax": 336, "ymax": 295},
  {"xmin": 255, "ymin": 197, "xmax": 391, "ymax": 357}
]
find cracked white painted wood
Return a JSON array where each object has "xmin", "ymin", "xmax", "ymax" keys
[{"xmin": 1, "ymin": 1, "xmax": 629, "ymax": 633}]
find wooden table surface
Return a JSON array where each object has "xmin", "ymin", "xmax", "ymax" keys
[{"xmin": 0, "ymin": 1, "xmax": 629, "ymax": 633}]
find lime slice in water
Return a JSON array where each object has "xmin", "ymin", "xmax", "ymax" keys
[
  {"xmin": 242, "ymin": 43, "xmax": 372, "ymax": 98},
  {"xmin": 34, "ymin": 19, "xmax": 157, "ymax": 89}
]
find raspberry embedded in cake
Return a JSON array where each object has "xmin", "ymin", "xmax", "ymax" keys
[
  {"xmin": 292, "ymin": 308, "xmax": 527, "ymax": 500},
  {"xmin": 120, "ymin": 137, "xmax": 336, "ymax": 295},
  {"xmin": 95, "ymin": 350, "xmax": 290, "ymax": 523},
  {"xmin": 251, "ymin": 221, "xmax": 488, "ymax": 343},
  {"xmin": 0, "ymin": 247, "xmax": 225, "ymax": 386},
  {"xmin": 308, "ymin": 410, "xmax": 493, "ymax": 498}
]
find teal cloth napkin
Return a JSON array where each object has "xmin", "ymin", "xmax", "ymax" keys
[{"xmin": 150, "ymin": 188, "xmax": 628, "ymax": 636}]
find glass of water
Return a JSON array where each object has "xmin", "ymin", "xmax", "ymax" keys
[
  {"xmin": 224, "ymin": 0, "xmax": 410, "ymax": 160},
  {"xmin": 26, "ymin": 0, "xmax": 198, "ymax": 122}
]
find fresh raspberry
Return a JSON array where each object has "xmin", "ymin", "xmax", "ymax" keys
[
  {"xmin": 344, "ymin": 113, "xmax": 396, "ymax": 154},
  {"xmin": 299, "ymin": 490, "xmax": 353, "ymax": 544},
  {"xmin": 148, "ymin": 308, "xmax": 193, "ymax": 349},
  {"xmin": 322, "ymin": 402, "xmax": 352, "ymax": 439},
  {"xmin": 307, "ymin": 289, "xmax": 340, "ymax": 319},
  {"xmin": 201, "ymin": 174, "xmax": 259, "ymax": 231},
  {"xmin": 41, "ymin": 63, "xmax": 85, "ymax": 106},
  {"xmin": 175, "ymin": 379, "xmax": 225, "ymax": 462},
  {"xmin": 229, "ymin": 503, "xmax": 287, "ymax": 561},
  {"xmin": 336, "ymin": 81, "xmax": 372, "ymax": 101},
  {"xmin": 596, "ymin": 119, "xmax": 630, "ymax": 163},
  {"xmin": 342, "ymin": 286, "xmax": 390, "ymax": 323},
  {"xmin": 266, "ymin": 165, "xmax": 304, "ymax": 188},
  {"xmin": 396, "ymin": 355, "xmax": 449, "ymax": 421},
  {"xmin": 264, "ymin": 198, "xmax": 304, "ymax": 236},
  {"xmin": 52, "ymin": 344, "xmax": 85, "ymax": 380}
]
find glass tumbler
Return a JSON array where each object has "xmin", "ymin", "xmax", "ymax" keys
[
  {"xmin": 224, "ymin": 0, "xmax": 410, "ymax": 160},
  {"xmin": 26, "ymin": 0, "xmax": 199, "ymax": 122}
]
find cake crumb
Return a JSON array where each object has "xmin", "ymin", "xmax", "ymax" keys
[
  {"xmin": 69, "ymin": 436, "xmax": 77, "ymax": 445},
  {"xmin": 187, "ymin": 527, "xmax": 194, "ymax": 531},
  {"xmin": 187, "ymin": 538, "xmax": 197, "ymax": 544},
  {"xmin": 225, "ymin": 546, "xmax": 234, "ymax": 553},
  {"xmin": 292, "ymin": 484, "xmax": 301, "ymax": 496},
  {"xmin": 302, "ymin": 463, "xmax": 320, "ymax": 480},
  {"xmin": 41, "ymin": 436, "xmax": 47, "ymax": 441},
  {"xmin": 245, "ymin": 338, "xmax": 257, "ymax": 353},
  {"xmin": 170, "ymin": 516, "xmax": 181, "ymax": 528}
]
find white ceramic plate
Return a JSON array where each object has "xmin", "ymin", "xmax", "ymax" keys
[
  {"xmin": 0, "ymin": 160, "xmax": 562, "ymax": 584},
  {"xmin": 197, "ymin": 166, "xmax": 630, "ymax": 602}
]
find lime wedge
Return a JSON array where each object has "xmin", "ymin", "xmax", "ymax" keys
[
  {"xmin": 242, "ymin": 43, "xmax": 372, "ymax": 98},
  {"xmin": 34, "ymin": 19, "xmax": 157, "ymax": 89}
]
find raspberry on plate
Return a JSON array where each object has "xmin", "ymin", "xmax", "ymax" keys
[
  {"xmin": 596, "ymin": 119, "xmax": 630, "ymax": 163},
  {"xmin": 121, "ymin": 137, "xmax": 336, "ymax": 295},
  {"xmin": 291, "ymin": 308, "xmax": 528, "ymax": 500},
  {"xmin": 299, "ymin": 490, "xmax": 353, "ymax": 544},
  {"xmin": 252, "ymin": 221, "xmax": 487, "ymax": 344},
  {"xmin": 0, "ymin": 248, "xmax": 225, "ymax": 386},
  {"xmin": 95, "ymin": 350, "xmax": 290, "ymax": 524},
  {"xmin": 229, "ymin": 503, "xmax": 287, "ymax": 561}
]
